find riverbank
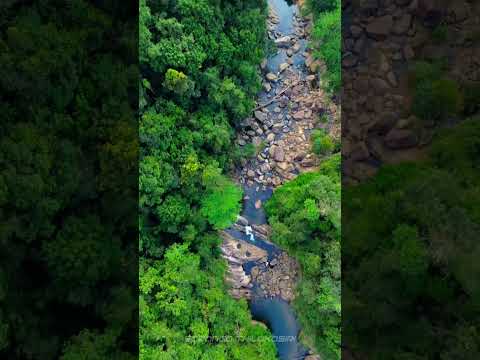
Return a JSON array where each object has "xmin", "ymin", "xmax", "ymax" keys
[{"xmin": 221, "ymin": 1, "xmax": 338, "ymax": 359}]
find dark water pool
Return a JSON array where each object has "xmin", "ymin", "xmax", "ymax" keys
[{"xmin": 250, "ymin": 297, "xmax": 309, "ymax": 360}]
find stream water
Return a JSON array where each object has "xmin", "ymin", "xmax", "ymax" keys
[{"xmin": 228, "ymin": 2, "xmax": 311, "ymax": 358}]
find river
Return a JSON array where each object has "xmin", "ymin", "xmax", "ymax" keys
[{"xmin": 228, "ymin": 1, "xmax": 313, "ymax": 359}]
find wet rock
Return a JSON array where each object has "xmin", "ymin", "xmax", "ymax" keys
[
  {"xmin": 237, "ymin": 215, "xmax": 249, "ymax": 226},
  {"xmin": 254, "ymin": 111, "xmax": 267, "ymax": 122},
  {"xmin": 263, "ymin": 82, "xmax": 272, "ymax": 92},
  {"xmin": 266, "ymin": 73, "xmax": 278, "ymax": 81},
  {"xmin": 275, "ymin": 36, "xmax": 291, "ymax": 47},
  {"xmin": 279, "ymin": 63, "xmax": 289, "ymax": 72},
  {"xmin": 221, "ymin": 232, "xmax": 267, "ymax": 260},
  {"xmin": 255, "ymin": 199, "xmax": 262, "ymax": 209},
  {"xmin": 292, "ymin": 42, "xmax": 301, "ymax": 53}
]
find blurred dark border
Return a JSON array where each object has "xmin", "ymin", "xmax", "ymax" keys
[
  {"xmin": 342, "ymin": 0, "xmax": 480, "ymax": 359},
  {"xmin": 0, "ymin": 1, "xmax": 138, "ymax": 358}
]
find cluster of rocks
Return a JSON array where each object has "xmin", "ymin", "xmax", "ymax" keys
[
  {"xmin": 342, "ymin": 0, "xmax": 479, "ymax": 184},
  {"xmin": 221, "ymin": 216, "xmax": 299, "ymax": 302},
  {"xmin": 236, "ymin": 6, "xmax": 339, "ymax": 188},
  {"xmin": 251, "ymin": 251, "xmax": 298, "ymax": 301},
  {"xmin": 220, "ymin": 229, "xmax": 268, "ymax": 300}
]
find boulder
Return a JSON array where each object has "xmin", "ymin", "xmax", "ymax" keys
[
  {"xmin": 236, "ymin": 215, "xmax": 249, "ymax": 226},
  {"xmin": 266, "ymin": 73, "xmax": 278, "ymax": 81},
  {"xmin": 274, "ymin": 36, "xmax": 291, "ymax": 47},
  {"xmin": 254, "ymin": 111, "xmax": 267, "ymax": 122},
  {"xmin": 392, "ymin": 14, "xmax": 412, "ymax": 35},
  {"xmin": 385, "ymin": 128, "xmax": 418, "ymax": 149},
  {"xmin": 366, "ymin": 16, "xmax": 393, "ymax": 38},
  {"xmin": 279, "ymin": 63, "xmax": 289, "ymax": 72},
  {"xmin": 273, "ymin": 147, "xmax": 285, "ymax": 162},
  {"xmin": 292, "ymin": 110, "xmax": 305, "ymax": 120}
]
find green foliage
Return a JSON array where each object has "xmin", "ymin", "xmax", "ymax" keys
[
  {"xmin": 139, "ymin": 0, "xmax": 276, "ymax": 358},
  {"xmin": 140, "ymin": 244, "xmax": 277, "ymax": 360},
  {"xmin": 0, "ymin": 1, "xmax": 138, "ymax": 358},
  {"xmin": 343, "ymin": 118, "xmax": 480, "ymax": 359},
  {"xmin": 164, "ymin": 68, "xmax": 194, "ymax": 96},
  {"xmin": 310, "ymin": 2, "xmax": 341, "ymax": 93},
  {"xmin": 266, "ymin": 154, "xmax": 341, "ymax": 359},
  {"xmin": 307, "ymin": 0, "xmax": 340, "ymax": 14},
  {"xmin": 462, "ymin": 82, "xmax": 480, "ymax": 116},
  {"xmin": 200, "ymin": 170, "xmax": 243, "ymax": 230},
  {"xmin": 411, "ymin": 61, "xmax": 463, "ymax": 121},
  {"xmin": 311, "ymin": 129, "xmax": 335, "ymax": 156},
  {"xmin": 432, "ymin": 25, "xmax": 448, "ymax": 43}
]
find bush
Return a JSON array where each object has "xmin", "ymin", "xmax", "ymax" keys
[
  {"xmin": 411, "ymin": 62, "xmax": 463, "ymax": 121},
  {"xmin": 311, "ymin": 129, "xmax": 334, "ymax": 156},
  {"xmin": 311, "ymin": 7, "xmax": 341, "ymax": 93},
  {"xmin": 265, "ymin": 161, "xmax": 341, "ymax": 359},
  {"xmin": 343, "ymin": 118, "xmax": 480, "ymax": 360},
  {"xmin": 307, "ymin": 0, "xmax": 340, "ymax": 14},
  {"xmin": 462, "ymin": 82, "xmax": 480, "ymax": 115},
  {"xmin": 432, "ymin": 25, "xmax": 448, "ymax": 43}
]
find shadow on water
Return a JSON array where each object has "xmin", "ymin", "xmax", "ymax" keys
[{"xmin": 250, "ymin": 297, "xmax": 309, "ymax": 360}]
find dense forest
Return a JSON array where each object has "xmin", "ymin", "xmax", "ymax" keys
[
  {"xmin": 266, "ymin": 154, "xmax": 341, "ymax": 359},
  {"xmin": 139, "ymin": 0, "xmax": 279, "ymax": 358},
  {"xmin": 0, "ymin": 1, "xmax": 138, "ymax": 358},
  {"xmin": 139, "ymin": 0, "xmax": 344, "ymax": 358},
  {"xmin": 344, "ymin": 117, "xmax": 480, "ymax": 359}
]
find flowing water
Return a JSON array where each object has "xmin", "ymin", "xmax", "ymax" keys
[{"xmin": 228, "ymin": 1, "xmax": 314, "ymax": 358}]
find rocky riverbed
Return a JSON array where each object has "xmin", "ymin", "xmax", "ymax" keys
[
  {"xmin": 236, "ymin": 4, "xmax": 339, "ymax": 188},
  {"xmin": 221, "ymin": 216, "xmax": 299, "ymax": 302},
  {"xmin": 221, "ymin": 2, "xmax": 333, "ymax": 359}
]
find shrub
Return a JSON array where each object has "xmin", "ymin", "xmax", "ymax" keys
[
  {"xmin": 462, "ymin": 82, "xmax": 480, "ymax": 116},
  {"xmin": 307, "ymin": 0, "xmax": 340, "ymax": 14},
  {"xmin": 311, "ymin": 129, "xmax": 334, "ymax": 156},
  {"xmin": 432, "ymin": 25, "xmax": 448, "ymax": 43},
  {"xmin": 311, "ymin": 7, "xmax": 341, "ymax": 93},
  {"xmin": 411, "ymin": 62, "xmax": 463, "ymax": 121}
]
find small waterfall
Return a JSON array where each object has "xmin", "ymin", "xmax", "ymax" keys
[{"xmin": 245, "ymin": 225, "xmax": 255, "ymax": 242}]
